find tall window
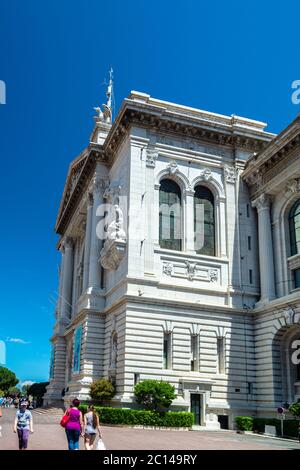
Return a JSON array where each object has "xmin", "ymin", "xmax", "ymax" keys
[
  {"xmin": 294, "ymin": 268, "xmax": 300, "ymax": 289},
  {"xmin": 159, "ymin": 179, "xmax": 182, "ymax": 251},
  {"xmin": 289, "ymin": 199, "xmax": 300, "ymax": 256},
  {"xmin": 163, "ymin": 332, "xmax": 172, "ymax": 369},
  {"xmin": 191, "ymin": 335, "xmax": 199, "ymax": 371},
  {"xmin": 194, "ymin": 186, "xmax": 215, "ymax": 256},
  {"xmin": 217, "ymin": 337, "xmax": 225, "ymax": 374}
]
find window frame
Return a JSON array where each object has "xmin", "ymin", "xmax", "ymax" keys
[
  {"xmin": 194, "ymin": 185, "xmax": 216, "ymax": 256},
  {"xmin": 159, "ymin": 178, "xmax": 183, "ymax": 252}
]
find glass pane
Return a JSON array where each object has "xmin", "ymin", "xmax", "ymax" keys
[
  {"xmin": 194, "ymin": 186, "xmax": 215, "ymax": 256},
  {"xmin": 159, "ymin": 179, "xmax": 182, "ymax": 251},
  {"xmin": 289, "ymin": 200, "xmax": 300, "ymax": 255},
  {"xmin": 295, "ymin": 269, "xmax": 300, "ymax": 289}
]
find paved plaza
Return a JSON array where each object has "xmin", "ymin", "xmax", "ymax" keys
[{"xmin": 0, "ymin": 408, "xmax": 299, "ymax": 450}]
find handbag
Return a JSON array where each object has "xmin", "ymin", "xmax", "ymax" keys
[
  {"xmin": 60, "ymin": 410, "xmax": 70, "ymax": 428},
  {"xmin": 96, "ymin": 438, "xmax": 106, "ymax": 450}
]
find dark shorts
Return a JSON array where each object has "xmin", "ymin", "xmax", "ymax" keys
[{"xmin": 84, "ymin": 432, "xmax": 97, "ymax": 443}]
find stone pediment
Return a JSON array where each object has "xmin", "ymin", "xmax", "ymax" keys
[{"xmin": 243, "ymin": 115, "xmax": 300, "ymax": 197}]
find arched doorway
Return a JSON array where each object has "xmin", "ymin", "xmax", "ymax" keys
[{"xmin": 273, "ymin": 325, "xmax": 300, "ymax": 404}]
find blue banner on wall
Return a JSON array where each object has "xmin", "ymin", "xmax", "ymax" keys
[
  {"xmin": 73, "ymin": 325, "xmax": 83, "ymax": 373},
  {"xmin": 49, "ymin": 347, "xmax": 55, "ymax": 379}
]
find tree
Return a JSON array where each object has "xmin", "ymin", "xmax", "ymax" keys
[
  {"xmin": 8, "ymin": 386, "xmax": 20, "ymax": 396},
  {"xmin": 27, "ymin": 382, "xmax": 49, "ymax": 398},
  {"xmin": 89, "ymin": 379, "xmax": 115, "ymax": 403},
  {"xmin": 22, "ymin": 384, "xmax": 32, "ymax": 395},
  {"xmin": 289, "ymin": 402, "xmax": 300, "ymax": 418},
  {"xmin": 134, "ymin": 379, "xmax": 176, "ymax": 411},
  {"xmin": 0, "ymin": 366, "xmax": 18, "ymax": 393}
]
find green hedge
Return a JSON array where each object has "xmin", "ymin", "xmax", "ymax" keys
[
  {"xmin": 79, "ymin": 405, "xmax": 193, "ymax": 427},
  {"xmin": 235, "ymin": 416, "xmax": 253, "ymax": 431},
  {"xmin": 235, "ymin": 416, "xmax": 300, "ymax": 438},
  {"xmin": 252, "ymin": 418, "xmax": 280, "ymax": 435}
]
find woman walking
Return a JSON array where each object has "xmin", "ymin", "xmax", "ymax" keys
[
  {"xmin": 13, "ymin": 401, "xmax": 34, "ymax": 450},
  {"xmin": 84, "ymin": 405, "xmax": 102, "ymax": 450},
  {"xmin": 64, "ymin": 398, "xmax": 84, "ymax": 450}
]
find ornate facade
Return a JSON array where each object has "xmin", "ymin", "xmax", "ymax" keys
[{"xmin": 44, "ymin": 88, "xmax": 300, "ymax": 429}]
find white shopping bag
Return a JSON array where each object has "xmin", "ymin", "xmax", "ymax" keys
[{"xmin": 96, "ymin": 438, "xmax": 106, "ymax": 450}]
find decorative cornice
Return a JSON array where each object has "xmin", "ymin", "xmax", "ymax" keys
[
  {"xmin": 56, "ymin": 97, "xmax": 272, "ymax": 236},
  {"xmin": 243, "ymin": 118, "xmax": 300, "ymax": 198}
]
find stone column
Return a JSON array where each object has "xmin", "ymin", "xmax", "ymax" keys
[
  {"xmin": 61, "ymin": 237, "xmax": 74, "ymax": 320},
  {"xmin": 83, "ymin": 192, "xmax": 93, "ymax": 291},
  {"xmin": 184, "ymin": 189, "xmax": 195, "ymax": 253},
  {"xmin": 88, "ymin": 176, "xmax": 104, "ymax": 288},
  {"xmin": 57, "ymin": 246, "xmax": 65, "ymax": 316},
  {"xmin": 43, "ymin": 336, "xmax": 66, "ymax": 405},
  {"xmin": 144, "ymin": 150, "xmax": 158, "ymax": 274},
  {"xmin": 252, "ymin": 194, "xmax": 276, "ymax": 303}
]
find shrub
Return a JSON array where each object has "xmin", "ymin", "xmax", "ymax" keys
[
  {"xmin": 89, "ymin": 379, "xmax": 115, "ymax": 403},
  {"xmin": 252, "ymin": 418, "xmax": 299, "ymax": 438},
  {"xmin": 252, "ymin": 418, "xmax": 280, "ymax": 435},
  {"xmin": 78, "ymin": 405, "xmax": 193, "ymax": 427},
  {"xmin": 289, "ymin": 402, "xmax": 300, "ymax": 418},
  {"xmin": 235, "ymin": 416, "xmax": 253, "ymax": 431},
  {"xmin": 134, "ymin": 380, "xmax": 176, "ymax": 411}
]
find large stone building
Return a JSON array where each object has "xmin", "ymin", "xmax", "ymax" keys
[{"xmin": 44, "ymin": 78, "xmax": 300, "ymax": 429}]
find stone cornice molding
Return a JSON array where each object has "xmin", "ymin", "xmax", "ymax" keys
[{"xmin": 243, "ymin": 117, "xmax": 300, "ymax": 198}]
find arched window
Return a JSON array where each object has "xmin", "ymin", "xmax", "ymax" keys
[
  {"xmin": 194, "ymin": 186, "xmax": 215, "ymax": 256},
  {"xmin": 159, "ymin": 179, "xmax": 182, "ymax": 251},
  {"xmin": 289, "ymin": 199, "xmax": 300, "ymax": 256}
]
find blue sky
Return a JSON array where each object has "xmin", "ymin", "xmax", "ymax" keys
[{"xmin": 0, "ymin": 0, "xmax": 299, "ymax": 385}]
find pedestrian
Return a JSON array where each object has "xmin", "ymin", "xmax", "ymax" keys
[
  {"xmin": 83, "ymin": 405, "xmax": 102, "ymax": 450},
  {"xmin": 13, "ymin": 401, "xmax": 34, "ymax": 450},
  {"xmin": 63, "ymin": 398, "xmax": 84, "ymax": 450}
]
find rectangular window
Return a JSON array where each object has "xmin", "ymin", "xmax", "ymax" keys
[
  {"xmin": 191, "ymin": 335, "xmax": 199, "ymax": 371},
  {"xmin": 294, "ymin": 268, "xmax": 300, "ymax": 289},
  {"xmin": 163, "ymin": 333, "xmax": 172, "ymax": 369},
  {"xmin": 248, "ymin": 236, "xmax": 251, "ymax": 251},
  {"xmin": 246, "ymin": 204, "xmax": 250, "ymax": 218},
  {"xmin": 247, "ymin": 382, "xmax": 253, "ymax": 394},
  {"xmin": 217, "ymin": 337, "xmax": 225, "ymax": 374},
  {"xmin": 134, "ymin": 373, "xmax": 140, "ymax": 386},
  {"xmin": 249, "ymin": 269, "xmax": 253, "ymax": 285}
]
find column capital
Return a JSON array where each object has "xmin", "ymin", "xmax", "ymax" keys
[
  {"xmin": 61, "ymin": 236, "xmax": 74, "ymax": 251},
  {"xmin": 90, "ymin": 175, "xmax": 109, "ymax": 196},
  {"xmin": 252, "ymin": 193, "xmax": 272, "ymax": 212}
]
